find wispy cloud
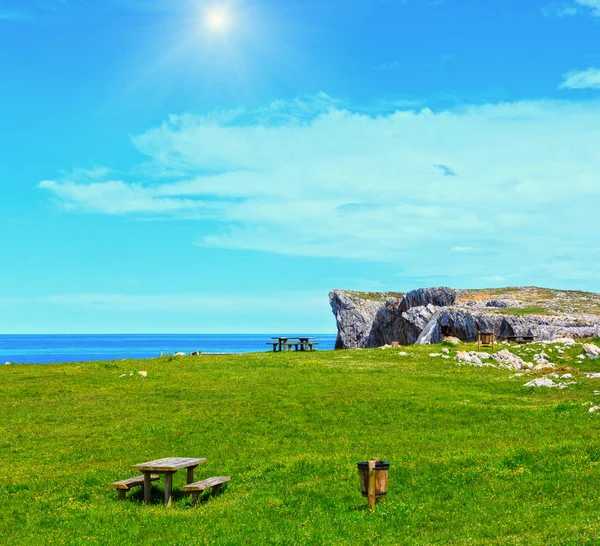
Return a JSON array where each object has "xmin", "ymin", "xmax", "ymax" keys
[
  {"xmin": 560, "ymin": 67, "xmax": 600, "ymax": 89},
  {"xmin": 39, "ymin": 95, "xmax": 600, "ymax": 274},
  {"xmin": 541, "ymin": 3, "xmax": 578, "ymax": 17},
  {"xmin": 0, "ymin": 10, "xmax": 30, "ymax": 22},
  {"xmin": 576, "ymin": 0, "xmax": 600, "ymax": 16}
]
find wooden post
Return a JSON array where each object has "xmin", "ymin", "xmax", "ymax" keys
[
  {"xmin": 143, "ymin": 471, "xmax": 152, "ymax": 505},
  {"xmin": 187, "ymin": 466, "xmax": 195, "ymax": 484},
  {"xmin": 368, "ymin": 460, "xmax": 376, "ymax": 510},
  {"xmin": 118, "ymin": 489, "xmax": 126, "ymax": 501},
  {"xmin": 164, "ymin": 472, "xmax": 173, "ymax": 506}
]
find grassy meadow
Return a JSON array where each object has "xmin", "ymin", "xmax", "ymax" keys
[{"xmin": 2, "ymin": 340, "xmax": 600, "ymax": 545}]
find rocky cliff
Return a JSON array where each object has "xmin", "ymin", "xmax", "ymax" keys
[{"xmin": 329, "ymin": 286, "xmax": 600, "ymax": 349}]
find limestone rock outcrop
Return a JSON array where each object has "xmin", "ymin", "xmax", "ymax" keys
[{"xmin": 329, "ymin": 286, "xmax": 600, "ymax": 349}]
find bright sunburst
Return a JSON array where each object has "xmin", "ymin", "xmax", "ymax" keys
[{"xmin": 205, "ymin": 6, "xmax": 231, "ymax": 32}]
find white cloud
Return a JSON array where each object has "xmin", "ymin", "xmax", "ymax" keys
[
  {"xmin": 576, "ymin": 0, "xmax": 600, "ymax": 16},
  {"xmin": 560, "ymin": 68, "xmax": 600, "ymax": 89},
  {"xmin": 40, "ymin": 96, "xmax": 600, "ymax": 269}
]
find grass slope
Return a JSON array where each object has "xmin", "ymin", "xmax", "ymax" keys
[{"xmin": 2, "ymin": 342, "xmax": 600, "ymax": 545}]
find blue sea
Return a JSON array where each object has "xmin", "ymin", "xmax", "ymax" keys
[{"xmin": 0, "ymin": 334, "xmax": 337, "ymax": 364}]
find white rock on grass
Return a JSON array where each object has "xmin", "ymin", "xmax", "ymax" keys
[
  {"xmin": 398, "ymin": 351, "xmax": 408, "ymax": 356},
  {"xmin": 524, "ymin": 377, "xmax": 568, "ymax": 389},
  {"xmin": 138, "ymin": 371, "xmax": 148, "ymax": 377},
  {"xmin": 589, "ymin": 406, "xmax": 600, "ymax": 413},
  {"xmin": 583, "ymin": 344, "xmax": 600, "ymax": 358},
  {"xmin": 441, "ymin": 348, "xmax": 450, "ymax": 354},
  {"xmin": 490, "ymin": 349, "xmax": 529, "ymax": 371},
  {"xmin": 441, "ymin": 355, "xmax": 450, "ymax": 359},
  {"xmin": 429, "ymin": 353, "xmax": 442, "ymax": 357},
  {"xmin": 585, "ymin": 373, "xmax": 600, "ymax": 379},
  {"xmin": 455, "ymin": 351, "xmax": 494, "ymax": 367},
  {"xmin": 174, "ymin": 352, "xmax": 187, "ymax": 356},
  {"xmin": 561, "ymin": 373, "xmax": 573, "ymax": 379},
  {"xmin": 445, "ymin": 336, "xmax": 461, "ymax": 346},
  {"xmin": 577, "ymin": 354, "xmax": 586, "ymax": 360}
]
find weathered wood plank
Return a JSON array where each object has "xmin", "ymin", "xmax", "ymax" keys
[
  {"xmin": 131, "ymin": 457, "xmax": 206, "ymax": 472},
  {"xmin": 107, "ymin": 474, "xmax": 159, "ymax": 490},
  {"xmin": 164, "ymin": 471, "xmax": 174, "ymax": 506},
  {"xmin": 181, "ymin": 476, "xmax": 230, "ymax": 492}
]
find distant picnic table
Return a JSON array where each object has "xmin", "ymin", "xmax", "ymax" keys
[{"xmin": 267, "ymin": 337, "xmax": 319, "ymax": 352}]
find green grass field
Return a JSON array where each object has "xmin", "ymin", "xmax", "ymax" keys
[{"xmin": 2, "ymin": 341, "xmax": 600, "ymax": 545}]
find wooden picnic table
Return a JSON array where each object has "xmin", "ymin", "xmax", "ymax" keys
[
  {"xmin": 131, "ymin": 457, "xmax": 206, "ymax": 506},
  {"xmin": 269, "ymin": 337, "xmax": 317, "ymax": 352}
]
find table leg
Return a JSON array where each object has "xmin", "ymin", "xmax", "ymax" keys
[
  {"xmin": 143, "ymin": 471, "xmax": 152, "ymax": 505},
  {"xmin": 164, "ymin": 472, "xmax": 174, "ymax": 506},
  {"xmin": 187, "ymin": 466, "xmax": 196, "ymax": 484}
]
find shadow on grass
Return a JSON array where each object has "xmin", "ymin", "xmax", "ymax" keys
[{"xmin": 119, "ymin": 483, "xmax": 229, "ymax": 506}]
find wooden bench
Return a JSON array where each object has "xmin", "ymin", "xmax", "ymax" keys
[
  {"xmin": 308, "ymin": 342, "xmax": 319, "ymax": 350},
  {"xmin": 107, "ymin": 475, "xmax": 159, "ymax": 500},
  {"xmin": 181, "ymin": 476, "xmax": 230, "ymax": 501},
  {"xmin": 266, "ymin": 342, "xmax": 280, "ymax": 352},
  {"xmin": 506, "ymin": 335, "xmax": 536, "ymax": 344}
]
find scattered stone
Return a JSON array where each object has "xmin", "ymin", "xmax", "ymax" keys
[
  {"xmin": 491, "ymin": 349, "xmax": 529, "ymax": 371},
  {"xmin": 589, "ymin": 406, "xmax": 600, "ymax": 413},
  {"xmin": 379, "ymin": 344, "xmax": 393, "ymax": 349},
  {"xmin": 175, "ymin": 352, "xmax": 187, "ymax": 356},
  {"xmin": 429, "ymin": 353, "xmax": 442, "ymax": 357},
  {"xmin": 577, "ymin": 354, "xmax": 586, "ymax": 360},
  {"xmin": 471, "ymin": 351, "xmax": 491, "ymax": 360},
  {"xmin": 513, "ymin": 373, "xmax": 524, "ymax": 377},
  {"xmin": 585, "ymin": 373, "xmax": 600, "ymax": 379},
  {"xmin": 138, "ymin": 371, "xmax": 148, "ymax": 377},
  {"xmin": 441, "ymin": 355, "xmax": 450, "ymax": 359},
  {"xmin": 445, "ymin": 336, "xmax": 461, "ymax": 346},
  {"xmin": 561, "ymin": 373, "xmax": 573, "ymax": 379},
  {"xmin": 441, "ymin": 348, "xmax": 450, "ymax": 354},
  {"xmin": 455, "ymin": 351, "xmax": 494, "ymax": 367},
  {"xmin": 398, "ymin": 351, "xmax": 408, "ymax": 356},
  {"xmin": 583, "ymin": 344, "xmax": 600, "ymax": 358},
  {"xmin": 524, "ymin": 377, "xmax": 558, "ymax": 388},
  {"xmin": 119, "ymin": 373, "xmax": 127, "ymax": 378}
]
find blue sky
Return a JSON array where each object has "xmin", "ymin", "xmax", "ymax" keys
[{"xmin": 1, "ymin": 0, "xmax": 599, "ymax": 333}]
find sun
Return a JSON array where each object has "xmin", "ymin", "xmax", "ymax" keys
[{"xmin": 205, "ymin": 6, "xmax": 231, "ymax": 32}]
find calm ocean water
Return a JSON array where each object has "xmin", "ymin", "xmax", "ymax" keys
[{"xmin": 0, "ymin": 334, "xmax": 337, "ymax": 364}]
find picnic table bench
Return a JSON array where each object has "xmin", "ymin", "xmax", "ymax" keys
[
  {"xmin": 107, "ymin": 474, "xmax": 159, "ymax": 500},
  {"xmin": 181, "ymin": 476, "xmax": 230, "ymax": 501},
  {"xmin": 506, "ymin": 335, "xmax": 536, "ymax": 344}
]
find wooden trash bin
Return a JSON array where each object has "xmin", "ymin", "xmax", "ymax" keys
[
  {"xmin": 478, "ymin": 331, "xmax": 494, "ymax": 350},
  {"xmin": 357, "ymin": 460, "xmax": 389, "ymax": 509}
]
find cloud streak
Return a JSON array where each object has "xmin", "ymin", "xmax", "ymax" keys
[
  {"xmin": 40, "ymin": 95, "xmax": 600, "ymax": 278},
  {"xmin": 560, "ymin": 67, "xmax": 600, "ymax": 89}
]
